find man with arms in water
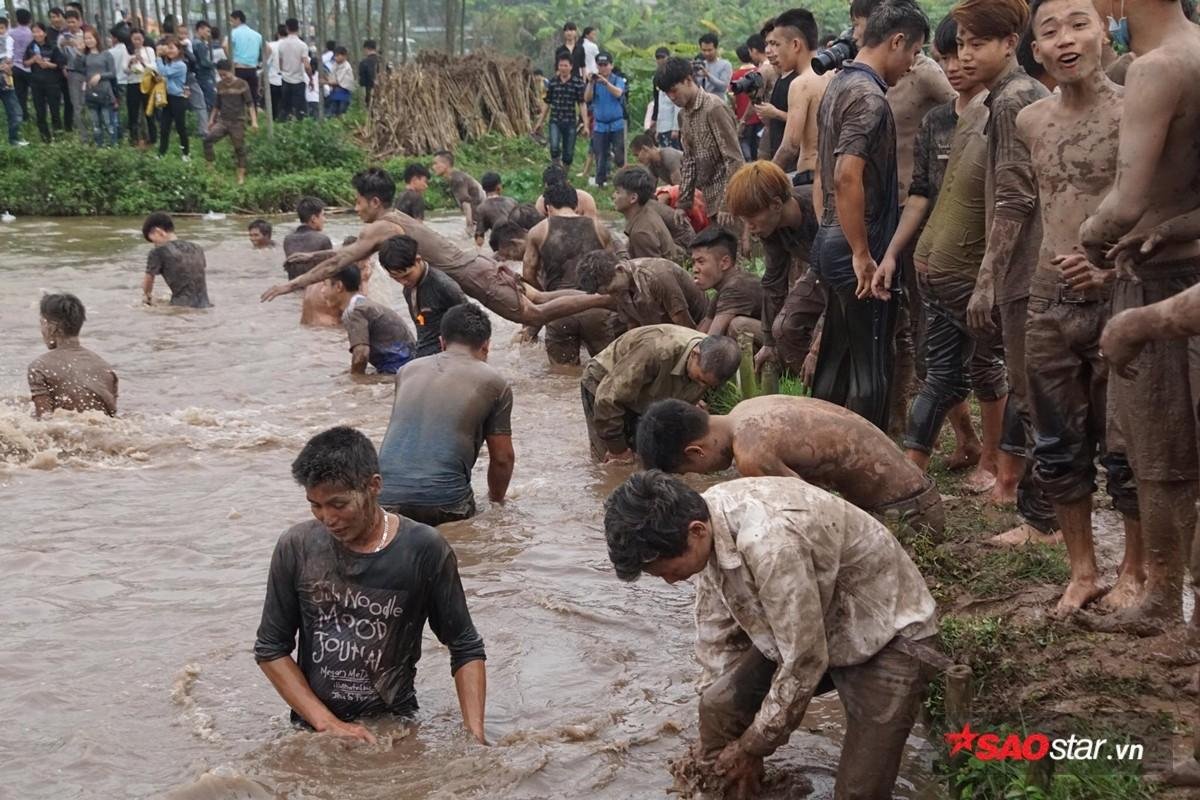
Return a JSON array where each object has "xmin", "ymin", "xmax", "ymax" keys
[
  {"xmin": 323, "ymin": 264, "xmax": 416, "ymax": 375},
  {"xmin": 574, "ymin": 251, "xmax": 709, "ymax": 331},
  {"xmin": 254, "ymin": 426, "xmax": 487, "ymax": 743},
  {"xmin": 142, "ymin": 212, "xmax": 213, "ymax": 308}
]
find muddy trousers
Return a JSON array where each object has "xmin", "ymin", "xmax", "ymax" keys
[
  {"xmin": 772, "ymin": 266, "xmax": 826, "ymax": 377},
  {"xmin": 545, "ymin": 309, "xmax": 622, "ymax": 365},
  {"xmin": 699, "ymin": 643, "xmax": 932, "ymax": 800},
  {"xmin": 812, "ymin": 283, "xmax": 899, "ymax": 432},
  {"xmin": 581, "ymin": 384, "xmax": 639, "ymax": 462},
  {"xmin": 384, "ymin": 496, "xmax": 476, "ymax": 527}
]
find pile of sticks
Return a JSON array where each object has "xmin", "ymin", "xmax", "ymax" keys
[{"xmin": 366, "ymin": 51, "xmax": 541, "ymax": 158}]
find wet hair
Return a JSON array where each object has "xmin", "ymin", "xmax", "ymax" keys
[
  {"xmin": 433, "ymin": 149, "xmax": 454, "ymax": 166},
  {"xmin": 735, "ymin": 44, "xmax": 752, "ymax": 64},
  {"xmin": 636, "ymin": 400, "xmax": 711, "ymax": 472},
  {"xmin": 698, "ymin": 33, "xmax": 719, "ymax": 47},
  {"xmin": 41, "ymin": 293, "xmax": 87, "ymax": 337},
  {"xmin": 352, "ymin": 167, "xmax": 397, "ymax": 206},
  {"xmin": 604, "ymin": 470, "xmax": 710, "ymax": 581},
  {"xmin": 291, "ymin": 426, "xmax": 379, "ymax": 491},
  {"xmin": 334, "ymin": 45, "xmax": 348, "ymax": 56},
  {"xmin": 613, "ymin": 166, "xmax": 655, "ymax": 205},
  {"xmin": 695, "ymin": 335, "xmax": 741, "ymax": 382},
  {"xmin": 542, "ymin": 164, "xmax": 567, "ymax": 187},
  {"xmin": 441, "ymin": 302, "xmax": 491, "ymax": 348},
  {"xmin": 331, "ymin": 264, "xmax": 362, "ymax": 292},
  {"xmin": 762, "ymin": 8, "xmax": 819, "ymax": 51},
  {"xmin": 850, "ymin": 0, "xmax": 883, "ymax": 19},
  {"xmin": 248, "ymin": 218, "xmax": 272, "ymax": 237},
  {"xmin": 480, "ymin": 171, "xmax": 502, "ymax": 193},
  {"xmin": 15, "ymin": 8, "xmax": 31, "ymax": 25},
  {"xmin": 655, "ymin": 57, "xmax": 694, "ymax": 92},
  {"xmin": 296, "ymin": 196, "xmax": 324, "ymax": 224},
  {"xmin": 726, "ymin": 161, "xmax": 792, "ymax": 218},
  {"xmin": 630, "ymin": 132, "xmax": 656, "ymax": 152},
  {"xmin": 689, "ymin": 225, "xmax": 738, "ymax": 263},
  {"xmin": 952, "ymin": 0, "xmax": 1028, "ymax": 39},
  {"xmin": 141, "ymin": 211, "xmax": 175, "ymax": 240},
  {"xmin": 863, "ymin": 0, "xmax": 930, "ymax": 49},
  {"xmin": 745, "ymin": 33, "xmax": 766, "ymax": 53},
  {"xmin": 378, "ymin": 234, "xmax": 419, "ymax": 272},
  {"xmin": 489, "ymin": 221, "xmax": 526, "ymax": 253},
  {"xmin": 402, "ymin": 162, "xmax": 430, "ymax": 183},
  {"xmin": 230, "ymin": 9, "xmax": 246, "ymax": 22},
  {"xmin": 508, "ymin": 203, "xmax": 545, "ymax": 230},
  {"xmin": 286, "ymin": 18, "xmax": 299, "ymax": 33},
  {"xmin": 933, "ymin": 15, "xmax": 958, "ymax": 57},
  {"xmin": 576, "ymin": 250, "xmax": 620, "ymax": 293},
  {"xmin": 543, "ymin": 180, "xmax": 579, "ymax": 211}
]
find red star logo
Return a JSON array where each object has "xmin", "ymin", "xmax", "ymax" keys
[{"xmin": 944, "ymin": 723, "xmax": 979, "ymax": 756}]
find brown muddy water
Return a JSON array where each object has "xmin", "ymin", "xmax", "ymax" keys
[{"xmin": 0, "ymin": 214, "xmax": 937, "ymax": 799}]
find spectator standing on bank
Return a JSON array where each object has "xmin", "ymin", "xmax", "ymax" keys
[
  {"xmin": 584, "ymin": 51, "xmax": 626, "ymax": 188},
  {"xmin": 696, "ymin": 32, "xmax": 732, "ymax": 97}
]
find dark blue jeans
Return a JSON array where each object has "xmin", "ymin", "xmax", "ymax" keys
[
  {"xmin": 592, "ymin": 126, "xmax": 626, "ymax": 187},
  {"xmin": 548, "ymin": 118, "xmax": 578, "ymax": 167},
  {"xmin": 0, "ymin": 88, "xmax": 22, "ymax": 144}
]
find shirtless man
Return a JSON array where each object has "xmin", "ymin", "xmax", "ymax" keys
[
  {"xmin": 489, "ymin": 222, "xmax": 528, "ymax": 263},
  {"xmin": 534, "ymin": 165, "xmax": 599, "ymax": 219},
  {"xmin": 1014, "ymin": 0, "xmax": 1141, "ymax": 616},
  {"xmin": 261, "ymin": 168, "xmax": 608, "ymax": 330},
  {"xmin": 1076, "ymin": 0, "xmax": 1200, "ymax": 639},
  {"xmin": 759, "ymin": 8, "xmax": 832, "ymax": 184},
  {"xmin": 521, "ymin": 180, "xmax": 620, "ymax": 364},
  {"xmin": 636, "ymin": 395, "xmax": 944, "ymax": 533},
  {"xmin": 28, "ymin": 293, "xmax": 118, "ymax": 418}
]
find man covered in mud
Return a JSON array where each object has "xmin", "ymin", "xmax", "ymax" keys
[
  {"xmin": 1012, "ymin": 0, "xmax": 1142, "ymax": 617},
  {"xmin": 28, "ymin": 293, "xmax": 118, "ymax": 418},
  {"xmin": 1076, "ymin": 0, "xmax": 1200, "ymax": 641},
  {"xmin": 726, "ymin": 162, "xmax": 821, "ymax": 378},
  {"xmin": 603, "ymin": 471, "xmax": 937, "ymax": 799},
  {"xmin": 581, "ymin": 326, "xmax": 739, "ymax": 463},
  {"xmin": 432, "ymin": 150, "xmax": 485, "ymax": 236},
  {"xmin": 613, "ymin": 166, "xmax": 686, "ymax": 262},
  {"xmin": 323, "ymin": 264, "xmax": 416, "ymax": 375},
  {"xmin": 254, "ymin": 426, "xmax": 487, "ymax": 743},
  {"xmin": 637, "ymin": 396, "xmax": 944, "ymax": 533},
  {"xmin": 473, "ymin": 172, "xmax": 518, "ymax": 248},
  {"xmin": 377, "ymin": 234, "xmax": 467, "ymax": 359},
  {"xmin": 534, "ymin": 165, "xmax": 599, "ymax": 219},
  {"xmin": 282, "ymin": 196, "xmax": 332, "ymax": 280},
  {"xmin": 142, "ymin": 212, "xmax": 213, "ymax": 309},
  {"xmin": 690, "ymin": 227, "xmax": 764, "ymax": 343},
  {"xmin": 378, "ymin": 304, "xmax": 514, "ymax": 525},
  {"xmin": 573, "ymin": 251, "xmax": 709, "ymax": 331}
]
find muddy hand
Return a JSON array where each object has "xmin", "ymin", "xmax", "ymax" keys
[
  {"xmin": 261, "ymin": 283, "xmax": 295, "ymax": 302},
  {"xmin": 753, "ymin": 345, "xmax": 776, "ymax": 374},
  {"xmin": 1100, "ymin": 309, "xmax": 1146, "ymax": 380},
  {"xmin": 714, "ymin": 742, "xmax": 763, "ymax": 800},
  {"xmin": 966, "ymin": 285, "xmax": 995, "ymax": 336},
  {"xmin": 320, "ymin": 718, "xmax": 377, "ymax": 744},
  {"xmin": 1055, "ymin": 253, "xmax": 1111, "ymax": 292}
]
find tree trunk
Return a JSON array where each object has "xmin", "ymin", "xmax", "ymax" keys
[
  {"xmin": 152, "ymin": 0, "xmax": 163, "ymax": 33},
  {"xmin": 287, "ymin": 0, "xmax": 296, "ymax": 21},
  {"xmin": 442, "ymin": 0, "xmax": 452, "ymax": 53},
  {"xmin": 458, "ymin": 0, "xmax": 464, "ymax": 54},
  {"xmin": 347, "ymin": 0, "xmax": 360, "ymax": 60},
  {"xmin": 398, "ymin": 0, "xmax": 406, "ymax": 63},
  {"xmin": 376, "ymin": 0, "xmax": 388, "ymax": 59},
  {"xmin": 363, "ymin": 0, "xmax": 371, "ymax": 40},
  {"xmin": 257, "ymin": 0, "xmax": 274, "ymax": 131}
]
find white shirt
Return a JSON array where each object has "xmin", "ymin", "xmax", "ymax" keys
[
  {"xmin": 306, "ymin": 70, "xmax": 320, "ymax": 102},
  {"xmin": 582, "ymin": 38, "xmax": 599, "ymax": 77},
  {"xmin": 267, "ymin": 40, "xmax": 282, "ymax": 86},
  {"xmin": 656, "ymin": 89, "xmax": 679, "ymax": 133},
  {"xmin": 277, "ymin": 34, "xmax": 308, "ymax": 84}
]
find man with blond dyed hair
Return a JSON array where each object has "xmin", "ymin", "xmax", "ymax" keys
[{"xmin": 726, "ymin": 161, "xmax": 822, "ymax": 379}]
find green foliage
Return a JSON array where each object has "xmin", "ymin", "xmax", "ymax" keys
[{"xmin": 243, "ymin": 117, "xmax": 368, "ymax": 175}]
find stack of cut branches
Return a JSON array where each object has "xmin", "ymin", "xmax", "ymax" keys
[{"xmin": 367, "ymin": 50, "xmax": 541, "ymax": 158}]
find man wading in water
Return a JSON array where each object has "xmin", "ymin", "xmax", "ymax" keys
[{"xmin": 254, "ymin": 426, "xmax": 487, "ymax": 743}]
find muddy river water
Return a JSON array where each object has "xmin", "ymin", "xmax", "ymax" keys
[{"xmin": 0, "ymin": 214, "xmax": 936, "ymax": 799}]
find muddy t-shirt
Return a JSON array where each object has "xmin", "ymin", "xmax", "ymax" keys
[
  {"xmin": 389, "ymin": 211, "xmax": 476, "ymax": 271},
  {"xmin": 709, "ymin": 269, "xmax": 764, "ymax": 321},
  {"xmin": 403, "ymin": 266, "xmax": 468, "ymax": 358},
  {"xmin": 616, "ymin": 258, "xmax": 709, "ymax": 329},
  {"xmin": 474, "ymin": 195, "xmax": 518, "ymax": 239},
  {"xmin": 214, "ymin": 76, "xmax": 253, "ymax": 123},
  {"xmin": 650, "ymin": 148, "xmax": 683, "ymax": 185},
  {"xmin": 146, "ymin": 239, "xmax": 212, "ymax": 308},
  {"xmin": 282, "ymin": 225, "xmax": 334, "ymax": 279},
  {"xmin": 343, "ymin": 295, "xmax": 416, "ymax": 374},
  {"xmin": 395, "ymin": 189, "xmax": 426, "ymax": 221},
  {"xmin": 27, "ymin": 344, "xmax": 118, "ymax": 416},
  {"xmin": 379, "ymin": 350, "xmax": 513, "ymax": 509},
  {"xmin": 448, "ymin": 170, "xmax": 485, "ymax": 211},
  {"xmin": 253, "ymin": 518, "xmax": 486, "ymax": 722}
]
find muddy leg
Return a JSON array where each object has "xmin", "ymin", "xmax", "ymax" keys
[
  {"xmin": 1099, "ymin": 516, "xmax": 1147, "ymax": 611},
  {"xmin": 945, "ymin": 401, "xmax": 982, "ymax": 471},
  {"xmin": 965, "ymin": 397, "xmax": 1006, "ymax": 494},
  {"xmin": 1051, "ymin": 497, "xmax": 1104, "ymax": 617}
]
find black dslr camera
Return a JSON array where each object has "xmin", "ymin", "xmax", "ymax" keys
[
  {"xmin": 730, "ymin": 69, "xmax": 764, "ymax": 95},
  {"xmin": 812, "ymin": 27, "xmax": 858, "ymax": 75}
]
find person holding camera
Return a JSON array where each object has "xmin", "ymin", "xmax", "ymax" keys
[
  {"xmin": 729, "ymin": 38, "xmax": 765, "ymax": 161},
  {"xmin": 695, "ymin": 32, "xmax": 731, "ymax": 97},
  {"xmin": 583, "ymin": 52, "xmax": 626, "ymax": 189},
  {"xmin": 759, "ymin": 8, "xmax": 831, "ymax": 181},
  {"xmin": 810, "ymin": 0, "xmax": 929, "ymax": 430}
]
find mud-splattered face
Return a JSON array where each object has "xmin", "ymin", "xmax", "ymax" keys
[
  {"xmin": 305, "ymin": 479, "xmax": 381, "ymax": 549},
  {"xmin": 643, "ymin": 521, "xmax": 713, "ymax": 584},
  {"xmin": 1032, "ymin": 0, "xmax": 1106, "ymax": 85},
  {"xmin": 690, "ymin": 245, "xmax": 732, "ymax": 291}
]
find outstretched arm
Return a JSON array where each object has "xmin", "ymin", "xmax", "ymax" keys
[{"xmin": 262, "ymin": 236, "xmax": 384, "ymax": 301}]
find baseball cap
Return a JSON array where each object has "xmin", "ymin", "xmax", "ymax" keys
[{"xmin": 596, "ymin": 52, "xmax": 612, "ymax": 65}]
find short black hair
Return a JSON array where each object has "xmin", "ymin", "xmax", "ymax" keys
[
  {"xmin": 735, "ymin": 44, "xmax": 751, "ymax": 64},
  {"xmin": 1016, "ymin": 24, "xmax": 1045, "ymax": 80},
  {"xmin": 508, "ymin": 203, "xmax": 545, "ymax": 230},
  {"xmin": 764, "ymin": 8, "xmax": 819, "ymax": 51},
  {"xmin": 542, "ymin": 164, "xmax": 567, "ymax": 187},
  {"xmin": 334, "ymin": 45, "xmax": 348, "ymax": 56},
  {"xmin": 363, "ymin": 38, "xmax": 377, "ymax": 49},
  {"xmin": 745, "ymin": 33, "xmax": 766, "ymax": 52},
  {"xmin": 850, "ymin": 0, "xmax": 882, "ymax": 19},
  {"xmin": 285, "ymin": 17, "xmax": 299, "ymax": 32},
  {"xmin": 378, "ymin": 234, "xmax": 419, "ymax": 271},
  {"xmin": 63, "ymin": 8, "xmax": 80, "ymax": 20},
  {"xmin": 142, "ymin": 211, "xmax": 174, "ymax": 240},
  {"xmin": 230, "ymin": 9, "xmax": 246, "ymax": 22},
  {"xmin": 441, "ymin": 302, "xmax": 490, "ymax": 348},
  {"xmin": 15, "ymin": 8, "xmax": 31, "ymax": 24},
  {"xmin": 296, "ymin": 196, "xmax": 324, "ymax": 224},
  {"xmin": 195, "ymin": 19, "xmax": 211, "ymax": 30},
  {"xmin": 690, "ymin": 225, "xmax": 738, "ymax": 262},
  {"xmin": 332, "ymin": 264, "xmax": 362, "ymax": 292},
  {"xmin": 655, "ymin": 56, "xmax": 694, "ymax": 92},
  {"xmin": 556, "ymin": 53, "xmax": 572, "ymax": 66},
  {"xmin": 862, "ymin": 0, "xmax": 930, "ymax": 49},
  {"xmin": 613, "ymin": 166, "xmax": 655, "ymax": 205},
  {"xmin": 248, "ymin": 218, "xmax": 272, "ymax": 237},
  {"xmin": 933, "ymin": 14, "xmax": 958, "ymax": 56},
  {"xmin": 489, "ymin": 221, "xmax": 526, "ymax": 252},
  {"xmin": 582, "ymin": 25, "xmax": 595, "ymax": 37},
  {"xmin": 654, "ymin": 46, "xmax": 670, "ymax": 58},
  {"xmin": 41, "ymin": 292, "xmax": 87, "ymax": 337},
  {"xmin": 291, "ymin": 426, "xmax": 379, "ymax": 491},
  {"xmin": 216, "ymin": 58, "xmax": 232, "ymax": 71},
  {"xmin": 543, "ymin": 180, "xmax": 578, "ymax": 211},
  {"xmin": 325, "ymin": 39, "xmax": 336, "ymax": 51},
  {"xmin": 630, "ymin": 132, "xmax": 656, "ymax": 152},
  {"xmin": 402, "ymin": 162, "xmax": 430, "ymax": 183},
  {"xmin": 50, "ymin": 6, "xmax": 64, "ymax": 15},
  {"xmin": 433, "ymin": 149, "xmax": 454, "ymax": 165},
  {"xmin": 562, "ymin": 21, "xmax": 577, "ymax": 31},
  {"xmin": 352, "ymin": 167, "xmax": 397, "ymax": 206},
  {"xmin": 698, "ymin": 32, "xmax": 719, "ymax": 47},
  {"xmin": 576, "ymin": 250, "xmax": 620, "ymax": 293},
  {"xmin": 480, "ymin": 171, "xmax": 502, "ymax": 193},
  {"xmin": 636, "ymin": 400, "xmax": 711, "ymax": 472},
  {"xmin": 0, "ymin": 17, "xmax": 9, "ymax": 27},
  {"xmin": 604, "ymin": 470, "xmax": 710, "ymax": 581}
]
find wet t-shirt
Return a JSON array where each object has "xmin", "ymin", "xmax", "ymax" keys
[
  {"xmin": 402, "ymin": 266, "xmax": 468, "ymax": 358},
  {"xmin": 282, "ymin": 224, "xmax": 334, "ymax": 279},
  {"xmin": 27, "ymin": 344, "xmax": 118, "ymax": 416},
  {"xmin": 649, "ymin": 148, "xmax": 683, "ymax": 185},
  {"xmin": 709, "ymin": 269, "xmax": 764, "ymax": 321},
  {"xmin": 146, "ymin": 239, "xmax": 212, "ymax": 308},
  {"xmin": 447, "ymin": 170, "xmax": 485, "ymax": 211},
  {"xmin": 474, "ymin": 195, "xmax": 518, "ymax": 240},
  {"xmin": 395, "ymin": 189, "xmax": 426, "ymax": 221},
  {"xmin": 343, "ymin": 295, "xmax": 416, "ymax": 374},
  {"xmin": 379, "ymin": 350, "xmax": 513, "ymax": 509},
  {"xmin": 616, "ymin": 258, "xmax": 709, "ymax": 329},
  {"xmin": 253, "ymin": 518, "xmax": 486, "ymax": 722},
  {"xmin": 388, "ymin": 211, "xmax": 476, "ymax": 271}
]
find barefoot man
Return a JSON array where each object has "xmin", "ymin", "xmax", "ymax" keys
[
  {"xmin": 1077, "ymin": 0, "xmax": 1200, "ymax": 641},
  {"xmin": 637, "ymin": 396, "xmax": 944, "ymax": 533},
  {"xmin": 1016, "ymin": 0, "xmax": 1141, "ymax": 616}
]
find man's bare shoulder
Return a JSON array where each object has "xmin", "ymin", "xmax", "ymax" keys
[
  {"xmin": 1016, "ymin": 94, "xmax": 1057, "ymax": 135},
  {"xmin": 528, "ymin": 217, "xmax": 551, "ymax": 241}
]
